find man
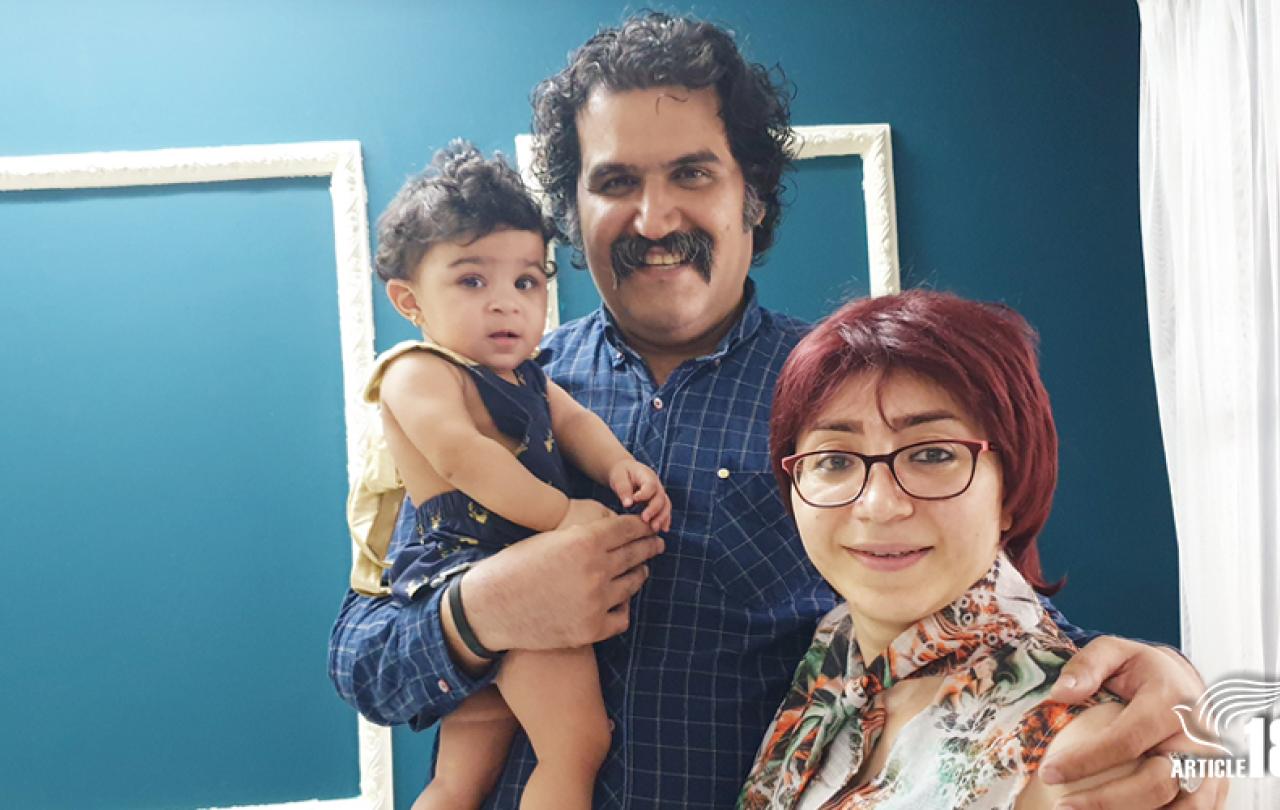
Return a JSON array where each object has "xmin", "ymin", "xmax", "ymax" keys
[{"xmin": 331, "ymin": 12, "xmax": 1217, "ymax": 809}]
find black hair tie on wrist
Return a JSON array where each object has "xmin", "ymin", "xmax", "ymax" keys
[{"xmin": 448, "ymin": 574, "xmax": 503, "ymax": 660}]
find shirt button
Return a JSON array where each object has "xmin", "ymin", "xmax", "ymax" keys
[
  {"xmin": 437, "ymin": 678, "xmax": 451, "ymax": 694},
  {"xmin": 652, "ymin": 397, "xmax": 664, "ymax": 410},
  {"xmin": 717, "ymin": 468, "xmax": 731, "ymax": 479}
]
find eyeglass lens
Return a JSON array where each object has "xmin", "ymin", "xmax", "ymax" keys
[{"xmin": 792, "ymin": 442, "xmax": 979, "ymax": 505}]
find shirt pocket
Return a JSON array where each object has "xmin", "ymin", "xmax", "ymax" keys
[{"xmin": 708, "ymin": 470, "xmax": 817, "ymax": 607}]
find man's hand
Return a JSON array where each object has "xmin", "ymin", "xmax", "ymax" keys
[
  {"xmin": 1039, "ymin": 636, "xmax": 1226, "ymax": 809},
  {"xmin": 459, "ymin": 514, "xmax": 664, "ymax": 652},
  {"xmin": 608, "ymin": 459, "xmax": 672, "ymax": 532}
]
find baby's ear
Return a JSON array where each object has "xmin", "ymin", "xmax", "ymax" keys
[{"xmin": 386, "ymin": 279, "xmax": 421, "ymax": 324}]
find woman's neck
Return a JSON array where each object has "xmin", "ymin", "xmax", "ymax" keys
[{"xmin": 849, "ymin": 613, "xmax": 912, "ymax": 667}]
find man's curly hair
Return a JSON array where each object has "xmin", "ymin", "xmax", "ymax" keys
[
  {"xmin": 531, "ymin": 12, "xmax": 794, "ymax": 264},
  {"xmin": 374, "ymin": 139, "xmax": 556, "ymax": 282}
]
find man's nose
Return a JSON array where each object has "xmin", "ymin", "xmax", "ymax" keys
[
  {"xmin": 853, "ymin": 461, "xmax": 913, "ymax": 522},
  {"xmin": 633, "ymin": 182, "xmax": 681, "ymax": 241}
]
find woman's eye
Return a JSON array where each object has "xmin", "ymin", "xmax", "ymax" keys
[
  {"xmin": 909, "ymin": 445, "xmax": 956, "ymax": 464},
  {"xmin": 814, "ymin": 453, "xmax": 854, "ymax": 473}
]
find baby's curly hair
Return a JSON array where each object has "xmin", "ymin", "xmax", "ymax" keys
[
  {"xmin": 531, "ymin": 12, "xmax": 794, "ymax": 263},
  {"xmin": 374, "ymin": 139, "xmax": 556, "ymax": 282}
]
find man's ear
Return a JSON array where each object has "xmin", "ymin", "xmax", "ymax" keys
[{"xmin": 386, "ymin": 280, "xmax": 421, "ymax": 325}]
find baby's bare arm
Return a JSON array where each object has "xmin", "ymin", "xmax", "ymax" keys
[
  {"xmin": 547, "ymin": 381, "xmax": 670, "ymax": 531},
  {"xmin": 381, "ymin": 352, "xmax": 570, "ymax": 531},
  {"xmin": 546, "ymin": 381, "xmax": 632, "ymax": 483}
]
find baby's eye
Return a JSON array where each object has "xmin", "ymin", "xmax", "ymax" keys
[
  {"xmin": 515, "ymin": 275, "xmax": 542, "ymax": 291},
  {"xmin": 458, "ymin": 275, "xmax": 485, "ymax": 289}
]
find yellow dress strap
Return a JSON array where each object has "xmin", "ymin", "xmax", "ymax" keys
[
  {"xmin": 362, "ymin": 338, "xmax": 480, "ymax": 405},
  {"xmin": 348, "ymin": 338, "xmax": 487, "ymax": 597}
]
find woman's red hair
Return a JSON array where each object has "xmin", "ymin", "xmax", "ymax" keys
[{"xmin": 769, "ymin": 290, "xmax": 1063, "ymax": 595}]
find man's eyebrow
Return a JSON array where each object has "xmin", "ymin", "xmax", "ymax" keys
[
  {"xmin": 584, "ymin": 151, "xmax": 722, "ymax": 185},
  {"xmin": 669, "ymin": 150, "xmax": 720, "ymax": 169}
]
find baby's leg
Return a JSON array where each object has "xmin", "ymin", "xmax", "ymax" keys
[
  {"xmin": 411, "ymin": 686, "xmax": 518, "ymax": 810},
  {"xmin": 496, "ymin": 646, "xmax": 611, "ymax": 810}
]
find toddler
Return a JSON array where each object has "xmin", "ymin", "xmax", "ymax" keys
[{"xmin": 366, "ymin": 140, "xmax": 669, "ymax": 810}]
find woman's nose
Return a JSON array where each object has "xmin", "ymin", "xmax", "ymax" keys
[{"xmin": 853, "ymin": 461, "xmax": 913, "ymax": 522}]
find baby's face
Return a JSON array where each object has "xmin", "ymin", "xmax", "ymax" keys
[{"xmin": 408, "ymin": 228, "xmax": 550, "ymax": 374}]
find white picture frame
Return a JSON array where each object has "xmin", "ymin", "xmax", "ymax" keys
[
  {"xmin": 0, "ymin": 141, "xmax": 391, "ymax": 810},
  {"xmin": 514, "ymin": 122, "xmax": 901, "ymax": 325}
]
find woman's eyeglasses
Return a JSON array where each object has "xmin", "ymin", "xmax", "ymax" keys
[{"xmin": 781, "ymin": 439, "xmax": 998, "ymax": 508}]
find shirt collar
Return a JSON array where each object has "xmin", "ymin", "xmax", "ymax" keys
[{"xmin": 598, "ymin": 277, "xmax": 764, "ymax": 369}]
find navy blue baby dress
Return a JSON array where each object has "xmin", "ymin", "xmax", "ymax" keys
[{"xmin": 365, "ymin": 341, "xmax": 569, "ymax": 604}]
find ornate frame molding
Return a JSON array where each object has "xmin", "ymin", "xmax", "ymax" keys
[
  {"xmin": 514, "ymin": 122, "xmax": 901, "ymax": 318},
  {"xmin": 0, "ymin": 142, "xmax": 392, "ymax": 810},
  {"xmin": 790, "ymin": 124, "xmax": 900, "ymax": 296}
]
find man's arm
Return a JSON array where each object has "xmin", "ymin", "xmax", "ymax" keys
[
  {"xmin": 329, "ymin": 512, "xmax": 664, "ymax": 725},
  {"xmin": 1039, "ymin": 594, "xmax": 1098, "ymax": 647},
  {"xmin": 1024, "ymin": 608, "xmax": 1224, "ymax": 810},
  {"xmin": 328, "ymin": 580, "xmax": 496, "ymax": 727}
]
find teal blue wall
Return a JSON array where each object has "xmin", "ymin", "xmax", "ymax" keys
[{"xmin": 1, "ymin": 2, "xmax": 1172, "ymax": 808}]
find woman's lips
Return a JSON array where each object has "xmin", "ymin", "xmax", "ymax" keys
[{"xmin": 845, "ymin": 546, "xmax": 932, "ymax": 572}]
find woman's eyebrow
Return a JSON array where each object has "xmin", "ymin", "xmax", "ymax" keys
[
  {"xmin": 807, "ymin": 411, "xmax": 959, "ymax": 435},
  {"xmin": 807, "ymin": 420, "xmax": 861, "ymax": 435},
  {"xmin": 894, "ymin": 410, "xmax": 959, "ymax": 429}
]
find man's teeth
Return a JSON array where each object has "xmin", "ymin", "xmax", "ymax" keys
[{"xmin": 645, "ymin": 254, "xmax": 684, "ymax": 266}]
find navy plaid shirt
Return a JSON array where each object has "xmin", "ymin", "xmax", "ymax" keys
[{"xmin": 328, "ymin": 280, "xmax": 1091, "ymax": 808}]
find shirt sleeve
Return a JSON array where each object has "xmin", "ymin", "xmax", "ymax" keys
[
  {"xmin": 328, "ymin": 584, "xmax": 498, "ymax": 729},
  {"xmin": 1037, "ymin": 594, "xmax": 1101, "ymax": 648},
  {"xmin": 328, "ymin": 498, "xmax": 498, "ymax": 729},
  {"xmin": 1039, "ymin": 594, "xmax": 1193, "ymax": 665}
]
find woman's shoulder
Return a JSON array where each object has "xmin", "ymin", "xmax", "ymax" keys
[{"xmin": 1014, "ymin": 695, "xmax": 1135, "ymax": 810}]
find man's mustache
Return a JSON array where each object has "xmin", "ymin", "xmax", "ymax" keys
[{"xmin": 608, "ymin": 230, "xmax": 715, "ymax": 286}]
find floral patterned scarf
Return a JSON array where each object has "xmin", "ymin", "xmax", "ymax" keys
[{"xmin": 739, "ymin": 554, "xmax": 1098, "ymax": 809}]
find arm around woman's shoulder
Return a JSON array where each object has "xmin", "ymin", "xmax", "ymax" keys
[{"xmin": 1016, "ymin": 699, "xmax": 1139, "ymax": 810}]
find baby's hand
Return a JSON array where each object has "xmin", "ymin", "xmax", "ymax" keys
[
  {"xmin": 608, "ymin": 460, "xmax": 672, "ymax": 533},
  {"xmin": 557, "ymin": 498, "xmax": 615, "ymax": 529}
]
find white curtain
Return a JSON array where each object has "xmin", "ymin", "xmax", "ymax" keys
[{"xmin": 1138, "ymin": 1, "xmax": 1279, "ymax": 806}]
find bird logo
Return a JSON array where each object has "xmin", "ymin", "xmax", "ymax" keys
[{"xmin": 1172, "ymin": 678, "xmax": 1280, "ymax": 756}]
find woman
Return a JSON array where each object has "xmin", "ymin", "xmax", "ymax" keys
[{"xmin": 740, "ymin": 291, "xmax": 1135, "ymax": 809}]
